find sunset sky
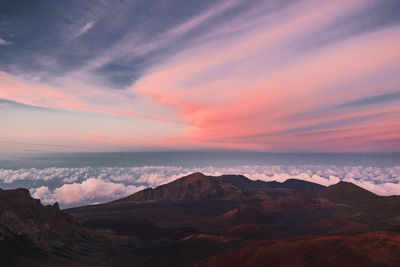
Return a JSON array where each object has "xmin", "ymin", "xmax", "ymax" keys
[{"xmin": 1, "ymin": 0, "xmax": 399, "ymax": 153}]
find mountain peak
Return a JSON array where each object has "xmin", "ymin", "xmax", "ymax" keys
[
  {"xmin": 120, "ymin": 172, "xmax": 240, "ymax": 202},
  {"xmin": 187, "ymin": 172, "xmax": 206, "ymax": 177},
  {"xmin": 320, "ymin": 180, "xmax": 378, "ymax": 204}
]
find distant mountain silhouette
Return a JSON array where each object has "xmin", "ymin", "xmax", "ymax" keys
[
  {"xmin": 320, "ymin": 181, "xmax": 378, "ymax": 204},
  {"xmin": 319, "ymin": 181, "xmax": 400, "ymax": 230},
  {"xmin": 269, "ymin": 178, "xmax": 326, "ymax": 193},
  {"xmin": 119, "ymin": 172, "xmax": 326, "ymax": 202},
  {"xmin": 119, "ymin": 172, "xmax": 241, "ymax": 202}
]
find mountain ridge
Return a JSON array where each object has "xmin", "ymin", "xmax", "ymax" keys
[
  {"xmin": 117, "ymin": 172, "xmax": 328, "ymax": 203},
  {"xmin": 319, "ymin": 180, "xmax": 378, "ymax": 204}
]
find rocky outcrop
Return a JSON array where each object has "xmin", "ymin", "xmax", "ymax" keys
[{"xmin": 0, "ymin": 188, "xmax": 79, "ymax": 251}]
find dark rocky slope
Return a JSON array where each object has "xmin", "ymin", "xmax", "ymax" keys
[{"xmin": 0, "ymin": 188, "xmax": 111, "ymax": 266}]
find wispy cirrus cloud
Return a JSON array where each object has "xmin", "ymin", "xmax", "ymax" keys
[
  {"xmin": 0, "ymin": 38, "xmax": 12, "ymax": 45},
  {"xmin": 133, "ymin": 0, "xmax": 400, "ymax": 151},
  {"xmin": 75, "ymin": 21, "xmax": 96, "ymax": 37},
  {"xmin": 337, "ymin": 91, "xmax": 400, "ymax": 109}
]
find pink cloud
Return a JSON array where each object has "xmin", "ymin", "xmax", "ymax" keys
[
  {"xmin": 0, "ymin": 38, "xmax": 12, "ymax": 45},
  {"xmin": 85, "ymin": 135, "xmax": 111, "ymax": 143},
  {"xmin": 132, "ymin": 1, "xmax": 400, "ymax": 151},
  {"xmin": 0, "ymin": 71, "xmax": 176, "ymax": 122},
  {"xmin": 75, "ymin": 21, "xmax": 96, "ymax": 37}
]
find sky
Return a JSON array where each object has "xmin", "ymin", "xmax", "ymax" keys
[{"xmin": 1, "ymin": 0, "xmax": 400, "ymax": 153}]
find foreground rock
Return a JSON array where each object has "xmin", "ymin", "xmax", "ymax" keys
[{"xmin": 0, "ymin": 188, "xmax": 110, "ymax": 266}]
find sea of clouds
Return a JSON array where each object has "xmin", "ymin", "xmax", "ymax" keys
[{"xmin": 0, "ymin": 165, "xmax": 399, "ymax": 207}]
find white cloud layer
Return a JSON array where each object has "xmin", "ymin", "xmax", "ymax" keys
[
  {"xmin": 1, "ymin": 165, "xmax": 399, "ymax": 207},
  {"xmin": 30, "ymin": 178, "xmax": 144, "ymax": 205}
]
